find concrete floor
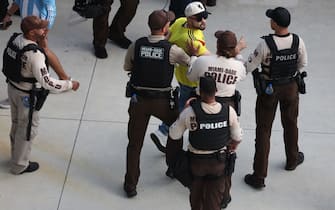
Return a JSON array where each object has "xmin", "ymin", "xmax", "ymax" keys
[{"xmin": 0, "ymin": 0, "xmax": 334, "ymax": 209}]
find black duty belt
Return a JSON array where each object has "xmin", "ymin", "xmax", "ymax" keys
[
  {"xmin": 270, "ymin": 76, "xmax": 296, "ymax": 85},
  {"xmin": 135, "ymin": 89, "xmax": 170, "ymax": 98},
  {"xmin": 189, "ymin": 150, "xmax": 226, "ymax": 160},
  {"xmin": 9, "ymin": 81, "xmax": 32, "ymax": 94},
  {"xmin": 216, "ymin": 95, "xmax": 234, "ymax": 103}
]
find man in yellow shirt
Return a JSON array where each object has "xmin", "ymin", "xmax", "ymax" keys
[{"xmin": 150, "ymin": 1, "xmax": 210, "ymax": 152}]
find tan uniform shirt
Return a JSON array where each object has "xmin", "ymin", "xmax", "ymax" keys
[
  {"xmin": 169, "ymin": 102, "xmax": 242, "ymax": 154},
  {"xmin": 246, "ymin": 33, "xmax": 308, "ymax": 73},
  {"xmin": 11, "ymin": 34, "xmax": 72, "ymax": 93}
]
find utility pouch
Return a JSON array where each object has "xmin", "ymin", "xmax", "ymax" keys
[
  {"xmin": 225, "ymin": 152, "xmax": 237, "ymax": 176},
  {"xmin": 296, "ymin": 71, "xmax": 307, "ymax": 94},
  {"xmin": 233, "ymin": 90, "xmax": 241, "ymax": 116},
  {"xmin": 34, "ymin": 87, "xmax": 49, "ymax": 111}
]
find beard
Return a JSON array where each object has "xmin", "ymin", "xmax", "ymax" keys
[
  {"xmin": 199, "ymin": 23, "xmax": 206, "ymax": 31},
  {"xmin": 193, "ymin": 21, "xmax": 206, "ymax": 31}
]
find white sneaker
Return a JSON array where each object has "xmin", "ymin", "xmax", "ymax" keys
[
  {"xmin": 0, "ymin": 98, "xmax": 10, "ymax": 109},
  {"xmin": 150, "ymin": 129, "xmax": 167, "ymax": 153}
]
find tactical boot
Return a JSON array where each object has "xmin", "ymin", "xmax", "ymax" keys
[
  {"xmin": 244, "ymin": 174, "xmax": 265, "ymax": 189},
  {"xmin": 285, "ymin": 152, "xmax": 304, "ymax": 171}
]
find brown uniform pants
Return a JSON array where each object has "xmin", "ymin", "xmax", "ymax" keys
[
  {"xmin": 215, "ymin": 96, "xmax": 236, "ymax": 201},
  {"xmin": 253, "ymin": 81, "xmax": 300, "ymax": 179},
  {"xmin": 190, "ymin": 157, "xmax": 227, "ymax": 210},
  {"xmin": 124, "ymin": 95, "xmax": 179, "ymax": 191},
  {"xmin": 93, "ymin": 0, "xmax": 139, "ymax": 48}
]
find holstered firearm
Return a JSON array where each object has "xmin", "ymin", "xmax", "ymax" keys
[
  {"xmin": 125, "ymin": 81, "xmax": 134, "ymax": 98},
  {"xmin": 225, "ymin": 152, "xmax": 237, "ymax": 176},
  {"xmin": 34, "ymin": 87, "xmax": 49, "ymax": 111},
  {"xmin": 26, "ymin": 85, "xmax": 49, "ymax": 141},
  {"xmin": 252, "ymin": 68, "xmax": 267, "ymax": 96},
  {"xmin": 296, "ymin": 71, "xmax": 307, "ymax": 94},
  {"xmin": 233, "ymin": 90, "xmax": 241, "ymax": 116},
  {"xmin": 125, "ymin": 73, "xmax": 134, "ymax": 98}
]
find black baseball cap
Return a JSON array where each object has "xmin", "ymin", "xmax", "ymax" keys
[{"xmin": 266, "ymin": 7, "xmax": 291, "ymax": 27}]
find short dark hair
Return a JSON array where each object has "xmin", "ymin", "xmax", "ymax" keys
[
  {"xmin": 199, "ymin": 76, "xmax": 217, "ymax": 96},
  {"xmin": 148, "ymin": 10, "xmax": 175, "ymax": 30}
]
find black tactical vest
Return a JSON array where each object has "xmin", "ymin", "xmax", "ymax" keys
[
  {"xmin": 131, "ymin": 37, "xmax": 174, "ymax": 88},
  {"xmin": 2, "ymin": 33, "xmax": 48, "ymax": 83},
  {"xmin": 262, "ymin": 34, "xmax": 299, "ymax": 79},
  {"xmin": 189, "ymin": 100, "xmax": 230, "ymax": 150}
]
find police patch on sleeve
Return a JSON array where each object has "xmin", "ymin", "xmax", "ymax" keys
[{"xmin": 190, "ymin": 116, "xmax": 198, "ymax": 131}]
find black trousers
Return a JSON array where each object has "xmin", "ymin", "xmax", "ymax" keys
[
  {"xmin": 0, "ymin": 0, "xmax": 9, "ymax": 21},
  {"xmin": 253, "ymin": 81, "xmax": 300, "ymax": 179},
  {"xmin": 124, "ymin": 95, "xmax": 179, "ymax": 191},
  {"xmin": 190, "ymin": 157, "xmax": 227, "ymax": 210},
  {"xmin": 93, "ymin": 0, "xmax": 139, "ymax": 47}
]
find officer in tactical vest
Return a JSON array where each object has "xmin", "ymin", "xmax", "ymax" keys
[
  {"xmin": 2, "ymin": 16, "xmax": 79, "ymax": 175},
  {"xmin": 166, "ymin": 76, "xmax": 242, "ymax": 210},
  {"xmin": 244, "ymin": 7, "xmax": 308, "ymax": 189},
  {"xmin": 186, "ymin": 30, "xmax": 246, "ymax": 208},
  {"xmin": 123, "ymin": 9, "xmax": 198, "ymax": 198}
]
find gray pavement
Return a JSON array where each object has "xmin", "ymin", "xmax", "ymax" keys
[{"xmin": 0, "ymin": 0, "xmax": 334, "ymax": 210}]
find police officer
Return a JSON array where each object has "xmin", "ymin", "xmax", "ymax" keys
[
  {"xmin": 166, "ymin": 76, "xmax": 242, "ymax": 210},
  {"xmin": 187, "ymin": 30, "xmax": 246, "ymax": 208},
  {"xmin": 3, "ymin": 16, "xmax": 79, "ymax": 175},
  {"xmin": 188, "ymin": 30, "xmax": 246, "ymax": 113},
  {"xmin": 123, "ymin": 9, "xmax": 197, "ymax": 198},
  {"xmin": 244, "ymin": 7, "xmax": 308, "ymax": 188}
]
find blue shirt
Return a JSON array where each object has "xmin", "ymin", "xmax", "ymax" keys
[{"xmin": 14, "ymin": 0, "xmax": 56, "ymax": 29}]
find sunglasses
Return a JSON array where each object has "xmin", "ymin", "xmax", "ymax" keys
[{"xmin": 191, "ymin": 12, "xmax": 208, "ymax": 22}]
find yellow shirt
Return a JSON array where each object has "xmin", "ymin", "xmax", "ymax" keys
[{"xmin": 169, "ymin": 17, "xmax": 208, "ymax": 87}]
